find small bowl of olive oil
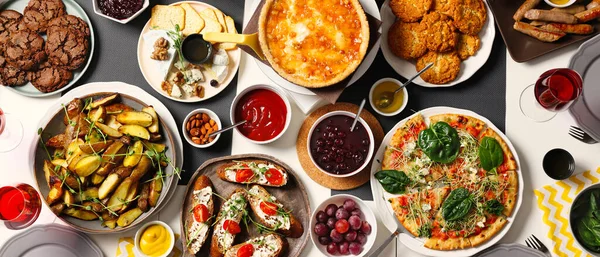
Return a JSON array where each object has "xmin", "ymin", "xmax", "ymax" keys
[
  {"xmin": 544, "ymin": 0, "xmax": 575, "ymax": 8},
  {"xmin": 369, "ymin": 78, "xmax": 408, "ymax": 117}
]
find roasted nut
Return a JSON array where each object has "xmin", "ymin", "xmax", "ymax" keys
[
  {"xmin": 172, "ymin": 72, "xmax": 185, "ymax": 85},
  {"xmin": 154, "ymin": 37, "xmax": 169, "ymax": 48},
  {"xmin": 202, "ymin": 113, "xmax": 209, "ymax": 122},
  {"xmin": 197, "ymin": 86, "xmax": 205, "ymax": 98},
  {"xmin": 190, "ymin": 128, "xmax": 201, "ymax": 137},
  {"xmin": 204, "ymin": 123, "xmax": 211, "ymax": 130},
  {"xmin": 209, "ymin": 119, "xmax": 215, "ymax": 126},
  {"xmin": 161, "ymin": 81, "xmax": 173, "ymax": 95}
]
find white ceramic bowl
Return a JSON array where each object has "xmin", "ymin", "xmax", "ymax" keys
[
  {"xmin": 569, "ymin": 183, "xmax": 600, "ymax": 256},
  {"xmin": 544, "ymin": 0, "xmax": 576, "ymax": 8},
  {"xmin": 182, "ymin": 108, "xmax": 221, "ymax": 148},
  {"xmin": 93, "ymin": 0, "xmax": 149, "ymax": 24},
  {"xmin": 307, "ymin": 111, "xmax": 375, "ymax": 178},
  {"xmin": 310, "ymin": 194, "xmax": 378, "ymax": 257},
  {"xmin": 134, "ymin": 221, "xmax": 175, "ymax": 257},
  {"xmin": 368, "ymin": 78, "xmax": 409, "ymax": 117},
  {"xmin": 230, "ymin": 84, "xmax": 292, "ymax": 144}
]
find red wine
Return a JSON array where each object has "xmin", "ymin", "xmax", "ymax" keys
[
  {"xmin": 534, "ymin": 69, "xmax": 582, "ymax": 112},
  {"xmin": 0, "ymin": 184, "xmax": 40, "ymax": 226}
]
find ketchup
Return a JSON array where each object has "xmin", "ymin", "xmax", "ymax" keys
[{"xmin": 235, "ymin": 89, "xmax": 287, "ymax": 142}]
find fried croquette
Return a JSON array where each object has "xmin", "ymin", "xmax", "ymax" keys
[
  {"xmin": 421, "ymin": 12, "xmax": 458, "ymax": 53},
  {"xmin": 417, "ymin": 51, "xmax": 461, "ymax": 84},
  {"xmin": 456, "ymin": 34, "xmax": 480, "ymax": 60},
  {"xmin": 388, "ymin": 21, "xmax": 427, "ymax": 60},
  {"xmin": 452, "ymin": 0, "xmax": 487, "ymax": 35},
  {"xmin": 432, "ymin": 0, "xmax": 453, "ymax": 17},
  {"xmin": 389, "ymin": 0, "xmax": 432, "ymax": 22}
]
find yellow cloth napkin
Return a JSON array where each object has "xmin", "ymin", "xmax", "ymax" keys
[
  {"xmin": 116, "ymin": 234, "xmax": 182, "ymax": 257},
  {"xmin": 534, "ymin": 168, "xmax": 600, "ymax": 257}
]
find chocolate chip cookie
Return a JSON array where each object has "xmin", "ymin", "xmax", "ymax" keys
[
  {"xmin": 4, "ymin": 30, "xmax": 46, "ymax": 71},
  {"xmin": 28, "ymin": 65, "xmax": 72, "ymax": 92},
  {"xmin": 48, "ymin": 15, "xmax": 90, "ymax": 37},
  {"xmin": 45, "ymin": 27, "xmax": 89, "ymax": 70},
  {"xmin": 23, "ymin": 0, "xmax": 66, "ymax": 33},
  {"xmin": 0, "ymin": 65, "xmax": 28, "ymax": 86}
]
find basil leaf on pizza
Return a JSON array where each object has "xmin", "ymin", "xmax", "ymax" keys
[
  {"xmin": 418, "ymin": 122, "xmax": 460, "ymax": 164},
  {"xmin": 442, "ymin": 188, "xmax": 473, "ymax": 221},
  {"xmin": 484, "ymin": 199, "xmax": 504, "ymax": 216},
  {"xmin": 478, "ymin": 137, "xmax": 504, "ymax": 173},
  {"xmin": 375, "ymin": 170, "xmax": 410, "ymax": 194}
]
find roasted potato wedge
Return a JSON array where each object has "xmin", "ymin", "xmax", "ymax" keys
[
  {"xmin": 43, "ymin": 160, "xmax": 57, "ymax": 187},
  {"xmin": 65, "ymin": 139, "xmax": 83, "ymax": 160},
  {"xmin": 148, "ymin": 177, "xmax": 163, "ymax": 207},
  {"xmin": 118, "ymin": 125, "xmax": 150, "ymax": 140},
  {"xmin": 64, "ymin": 208, "xmax": 98, "ymax": 220},
  {"xmin": 142, "ymin": 106, "xmax": 159, "ymax": 133},
  {"xmin": 99, "ymin": 173, "xmax": 121, "ymax": 200},
  {"xmin": 67, "ymin": 148, "xmax": 88, "ymax": 171},
  {"xmin": 88, "ymin": 93, "xmax": 118, "ymax": 110},
  {"xmin": 82, "ymin": 201, "xmax": 103, "ymax": 213},
  {"xmin": 46, "ymin": 183, "xmax": 63, "ymax": 205},
  {"xmin": 121, "ymin": 182, "xmax": 139, "ymax": 212},
  {"xmin": 63, "ymin": 190, "xmax": 75, "ymax": 207},
  {"xmin": 96, "ymin": 141, "xmax": 126, "ymax": 176},
  {"xmin": 148, "ymin": 133, "xmax": 162, "ymax": 142},
  {"xmin": 74, "ymin": 187, "xmax": 99, "ymax": 202},
  {"xmin": 103, "ymin": 219, "xmax": 117, "ymax": 229},
  {"xmin": 73, "ymin": 155, "xmax": 102, "ymax": 177},
  {"xmin": 51, "ymin": 159, "xmax": 67, "ymax": 168},
  {"xmin": 95, "ymin": 122, "xmax": 124, "ymax": 138},
  {"xmin": 79, "ymin": 140, "xmax": 113, "ymax": 154},
  {"xmin": 114, "ymin": 166, "xmax": 133, "ymax": 178},
  {"xmin": 138, "ymin": 183, "xmax": 151, "ymax": 212},
  {"xmin": 50, "ymin": 203, "xmax": 65, "ymax": 215},
  {"xmin": 117, "ymin": 208, "xmax": 143, "ymax": 227},
  {"xmin": 107, "ymin": 178, "xmax": 133, "ymax": 212},
  {"xmin": 63, "ymin": 98, "xmax": 83, "ymax": 126},
  {"xmin": 46, "ymin": 134, "xmax": 66, "ymax": 148},
  {"xmin": 88, "ymin": 106, "xmax": 106, "ymax": 123},
  {"xmin": 117, "ymin": 111, "xmax": 153, "ymax": 127},
  {"xmin": 52, "ymin": 148, "xmax": 66, "ymax": 160},
  {"xmin": 75, "ymin": 113, "xmax": 91, "ymax": 138},
  {"xmin": 62, "ymin": 170, "xmax": 82, "ymax": 190},
  {"xmin": 144, "ymin": 142, "xmax": 166, "ymax": 153},
  {"xmin": 91, "ymin": 174, "xmax": 105, "ymax": 185},
  {"xmin": 106, "ymin": 115, "xmax": 122, "ymax": 130},
  {"xmin": 130, "ymin": 156, "xmax": 152, "ymax": 182},
  {"xmin": 123, "ymin": 141, "xmax": 143, "ymax": 168},
  {"xmin": 105, "ymin": 103, "xmax": 134, "ymax": 114}
]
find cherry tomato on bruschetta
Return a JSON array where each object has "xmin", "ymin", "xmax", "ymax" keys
[
  {"xmin": 237, "ymin": 244, "xmax": 254, "ymax": 257},
  {"xmin": 260, "ymin": 201, "xmax": 278, "ymax": 216},
  {"xmin": 236, "ymin": 169, "xmax": 255, "ymax": 183},
  {"xmin": 193, "ymin": 204, "xmax": 209, "ymax": 223},
  {"xmin": 265, "ymin": 168, "xmax": 284, "ymax": 185},
  {"xmin": 223, "ymin": 219, "xmax": 241, "ymax": 234}
]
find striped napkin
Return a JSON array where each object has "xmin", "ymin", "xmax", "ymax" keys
[
  {"xmin": 116, "ymin": 234, "xmax": 182, "ymax": 257},
  {"xmin": 534, "ymin": 168, "xmax": 600, "ymax": 257}
]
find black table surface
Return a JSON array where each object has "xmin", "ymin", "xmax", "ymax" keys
[{"xmin": 69, "ymin": 0, "xmax": 506, "ymax": 200}]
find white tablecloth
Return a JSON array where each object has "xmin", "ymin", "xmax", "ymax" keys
[{"xmin": 2, "ymin": 3, "xmax": 600, "ymax": 256}]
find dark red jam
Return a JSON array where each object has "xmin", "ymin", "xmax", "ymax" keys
[{"xmin": 98, "ymin": 0, "xmax": 143, "ymax": 20}]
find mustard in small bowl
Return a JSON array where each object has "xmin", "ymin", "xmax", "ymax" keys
[{"xmin": 134, "ymin": 221, "xmax": 175, "ymax": 257}]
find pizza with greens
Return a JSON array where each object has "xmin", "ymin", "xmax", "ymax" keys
[{"xmin": 375, "ymin": 113, "xmax": 518, "ymax": 250}]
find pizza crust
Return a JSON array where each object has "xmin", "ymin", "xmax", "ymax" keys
[
  {"xmin": 390, "ymin": 114, "xmax": 426, "ymax": 148},
  {"xmin": 429, "ymin": 113, "xmax": 487, "ymax": 137},
  {"xmin": 467, "ymin": 216, "xmax": 507, "ymax": 247},
  {"xmin": 425, "ymin": 236, "xmax": 472, "ymax": 250}
]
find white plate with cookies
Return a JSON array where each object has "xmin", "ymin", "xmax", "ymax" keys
[
  {"xmin": 137, "ymin": 1, "xmax": 241, "ymax": 103},
  {"xmin": 380, "ymin": 0, "xmax": 495, "ymax": 87}
]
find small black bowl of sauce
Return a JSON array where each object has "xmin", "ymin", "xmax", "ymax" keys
[
  {"xmin": 543, "ymin": 148, "xmax": 575, "ymax": 180},
  {"xmin": 181, "ymin": 34, "xmax": 213, "ymax": 65}
]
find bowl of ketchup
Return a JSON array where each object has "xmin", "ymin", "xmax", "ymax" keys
[{"xmin": 230, "ymin": 85, "xmax": 291, "ymax": 144}]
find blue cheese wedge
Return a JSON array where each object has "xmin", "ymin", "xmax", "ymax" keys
[{"xmin": 170, "ymin": 84, "xmax": 183, "ymax": 98}]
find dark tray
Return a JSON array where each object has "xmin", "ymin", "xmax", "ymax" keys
[{"xmin": 487, "ymin": 0, "xmax": 600, "ymax": 62}]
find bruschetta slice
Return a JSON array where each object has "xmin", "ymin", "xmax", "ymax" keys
[
  {"xmin": 223, "ymin": 234, "xmax": 288, "ymax": 257},
  {"xmin": 216, "ymin": 160, "xmax": 288, "ymax": 187},
  {"xmin": 185, "ymin": 175, "xmax": 215, "ymax": 255},
  {"xmin": 246, "ymin": 185, "xmax": 304, "ymax": 238},
  {"xmin": 210, "ymin": 188, "xmax": 248, "ymax": 257}
]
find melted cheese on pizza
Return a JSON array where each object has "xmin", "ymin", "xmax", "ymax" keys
[{"xmin": 264, "ymin": 0, "xmax": 367, "ymax": 85}]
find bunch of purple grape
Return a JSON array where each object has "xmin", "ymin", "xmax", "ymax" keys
[{"xmin": 314, "ymin": 199, "xmax": 372, "ymax": 255}]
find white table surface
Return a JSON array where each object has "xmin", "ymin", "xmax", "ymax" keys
[{"xmin": 3, "ymin": 4, "xmax": 600, "ymax": 257}]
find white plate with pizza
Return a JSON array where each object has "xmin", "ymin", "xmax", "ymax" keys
[
  {"xmin": 137, "ymin": 1, "xmax": 241, "ymax": 103},
  {"xmin": 251, "ymin": 0, "xmax": 381, "ymax": 96},
  {"xmin": 370, "ymin": 107, "xmax": 523, "ymax": 257},
  {"xmin": 380, "ymin": 0, "xmax": 495, "ymax": 87}
]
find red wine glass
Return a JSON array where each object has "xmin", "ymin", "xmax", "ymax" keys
[
  {"xmin": 0, "ymin": 183, "xmax": 42, "ymax": 230},
  {"xmin": 0, "ymin": 108, "xmax": 24, "ymax": 153},
  {"xmin": 519, "ymin": 68, "xmax": 583, "ymax": 122}
]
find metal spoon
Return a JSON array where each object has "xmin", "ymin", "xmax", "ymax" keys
[
  {"xmin": 376, "ymin": 62, "xmax": 434, "ymax": 109},
  {"xmin": 209, "ymin": 120, "xmax": 247, "ymax": 138},
  {"xmin": 350, "ymin": 99, "xmax": 366, "ymax": 132}
]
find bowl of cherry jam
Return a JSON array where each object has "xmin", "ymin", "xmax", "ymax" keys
[{"xmin": 307, "ymin": 111, "xmax": 374, "ymax": 178}]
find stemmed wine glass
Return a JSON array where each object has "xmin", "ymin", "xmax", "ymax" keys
[
  {"xmin": 519, "ymin": 68, "xmax": 583, "ymax": 122},
  {"xmin": 0, "ymin": 183, "xmax": 41, "ymax": 230},
  {"xmin": 0, "ymin": 107, "xmax": 24, "ymax": 153}
]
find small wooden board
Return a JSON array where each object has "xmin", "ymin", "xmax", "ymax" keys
[{"xmin": 296, "ymin": 103, "xmax": 384, "ymax": 190}]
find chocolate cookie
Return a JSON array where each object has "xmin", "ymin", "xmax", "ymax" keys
[
  {"xmin": 28, "ymin": 65, "xmax": 72, "ymax": 92},
  {"xmin": 45, "ymin": 27, "xmax": 88, "ymax": 70},
  {"xmin": 5, "ymin": 30, "xmax": 46, "ymax": 71},
  {"xmin": 23, "ymin": 0, "xmax": 66, "ymax": 33},
  {"xmin": 48, "ymin": 15, "xmax": 90, "ymax": 37},
  {"xmin": 0, "ymin": 10, "xmax": 23, "ymax": 46},
  {"xmin": 0, "ymin": 65, "xmax": 28, "ymax": 86}
]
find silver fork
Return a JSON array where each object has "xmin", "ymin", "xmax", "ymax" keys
[
  {"xmin": 368, "ymin": 227, "xmax": 401, "ymax": 257},
  {"xmin": 525, "ymin": 234, "xmax": 551, "ymax": 256},
  {"xmin": 569, "ymin": 126, "xmax": 598, "ymax": 144}
]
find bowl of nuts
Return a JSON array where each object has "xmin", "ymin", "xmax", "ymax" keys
[{"xmin": 182, "ymin": 108, "xmax": 221, "ymax": 148}]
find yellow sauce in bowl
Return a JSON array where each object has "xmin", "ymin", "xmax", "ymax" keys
[
  {"xmin": 371, "ymin": 81, "xmax": 404, "ymax": 114},
  {"xmin": 139, "ymin": 224, "xmax": 171, "ymax": 257},
  {"xmin": 549, "ymin": 0, "xmax": 570, "ymax": 5}
]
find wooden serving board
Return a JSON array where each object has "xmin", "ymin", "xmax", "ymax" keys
[{"xmin": 179, "ymin": 154, "xmax": 310, "ymax": 257}]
